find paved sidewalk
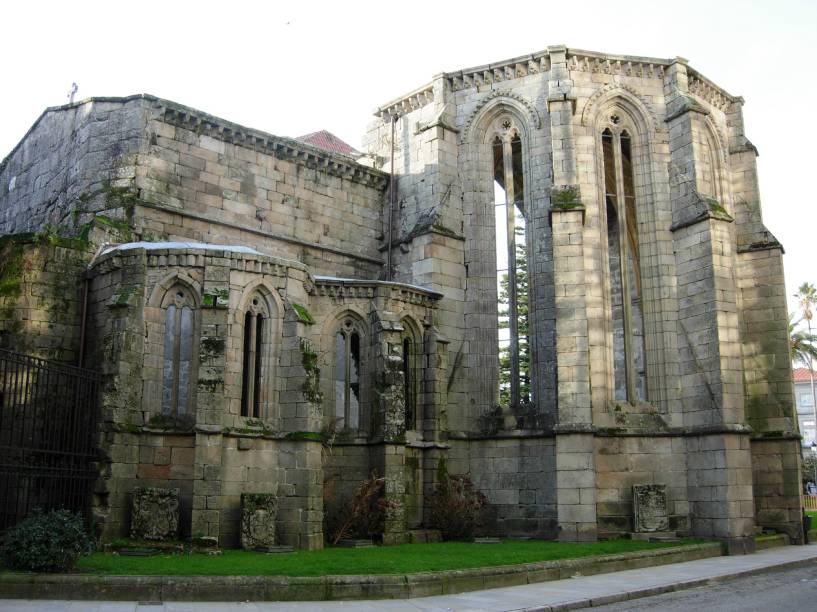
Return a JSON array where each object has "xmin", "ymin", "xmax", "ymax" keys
[{"xmin": 2, "ymin": 544, "xmax": 817, "ymax": 611}]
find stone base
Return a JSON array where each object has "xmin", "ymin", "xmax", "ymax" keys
[
  {"xmin": 337, "ymin": 539, "xmax": 374, "ymax": 548},
  {"xmin": 254, "ymin": 545, "xmax": 294, "ymax": 554},
  {"xmin": 630, "ymin": 531, "xmax": 679, "ymax": 542},
  {"xmin": 721, "ymin": 536, "xmax": 757, "ymax": 555},
  {"xmin": 474, "ymin": 537, "xmax": 502, "ymax": 544},
  {"xmin": 408, "ymin": 529, "xmax": 442, "ymax": 544}
]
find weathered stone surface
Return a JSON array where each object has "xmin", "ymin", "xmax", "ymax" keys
[
  {"xmin": 633, "ymin": 485, "xmax": 669, "ymax": 533},
  {"xmin": 241, "ymin": 493, "xmax": 278, "ymax": 549},
  {"xmin": 130, "ymin": 487, "xmax": 180, "ymax": 540}
]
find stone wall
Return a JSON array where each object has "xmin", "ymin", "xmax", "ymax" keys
[
  {"xmin": 0, "ymin": 238, "xmax": 88, "ymax": 362},
  {"xmin": 448, "ymin": 436, "xmax": 556, "ymax": 537},
  {"xmin": 594, "ymin": 435, "xmax": 689, "ymax": 535}
]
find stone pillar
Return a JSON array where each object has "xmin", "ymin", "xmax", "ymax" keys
[
  {"xmin": 371, "ymin": 305, "xmax": 408, "ymax": 545},
  {"xmin": 551, "ymin": 205, "xmax": 597, "ymax": 542},
  {"xmin": 547, "ymin": 46, "xmax": 597, "ymax": 542},
  {"xmin": 665, "ymin": 59, "xmax": 755, "ymax": 551},
  {"xmin": 191, "ymin": 258, "xmax": 230, "ymax": 541},
  {"xmin": 728, "ymin": 99, "xmax": 803, "ymax": 543},
  {"xmin": 422, "ymin": 323, "xmax": 449, "ymax": 526}
]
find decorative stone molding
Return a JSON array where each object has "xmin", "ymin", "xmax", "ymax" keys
[
  {"xmin": 130, "ymin": 487, "xmax": 180, "ymax": 541},
  {"xmin": 311, "ymin": 276, "xmax": 443, "ymax": 306},
  {"xmin": 241, "ymin": 492, "xmax": 279, "ymax": 549},
  {"xmin": 447, "ymin": 52, "xmax": 551, "ymax": 92},
  {"xmin": 687, "ymin": 69, "xmax": 734, "ymax": 112},
  {"xmin": 580, "ymin": 83, "xmax": 661, "ymax": 133},
  {"xmin": 461, "ymin": 90, "xmax": 541, "ymax": 143},
  {"xmin": 375, "ymin": 84, "xmax": 435, "ymax": 120},
  {"xmin": 567, "ymin": 49, "xmax": 667, "ymax": 80}
]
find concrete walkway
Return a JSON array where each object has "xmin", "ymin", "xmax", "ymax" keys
[{"xmin": 2, "ymin": 544, "xmax": 817, "ymax": 611}]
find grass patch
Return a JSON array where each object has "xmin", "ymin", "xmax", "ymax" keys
[{"xmin": 73, "ymin": 539, "xmax": 705, "ymax": 577}]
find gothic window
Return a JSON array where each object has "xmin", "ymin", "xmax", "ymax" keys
[
  {"xmin": 493, "ymin": 118, "xmax": 530, "ymax": 407},
  {"xmin": 602, "ymin": 124, "xmax": 647, "ymax": 403},
  {"xmin": 240, "ymin": 294, "xmax": 271, "ymax": 418},
  {"xmin": 161, "ymin": 286, "xmax": 198, "ymax": 416},
  {"xmin": 334, "ymin": 318, "xmax": 362, "ymax": 429},
  {"xmin": 401, "ymin": 322, "xmax": 422, "ymax": 431}
]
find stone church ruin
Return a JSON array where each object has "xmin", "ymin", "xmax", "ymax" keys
[{"xmin": 0, "ymin": 46, "xmax": 803, "ymax": 550}]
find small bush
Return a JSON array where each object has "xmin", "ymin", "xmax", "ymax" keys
[
  {"xmin": 325, "ymin": 470, "xmax": 391, "ymax": 545},
  {"xmin": 1, "ymin": 508, "xmax": 94, "ymax": 572},
  {"xmin": 430, "ymin": 473, "xmax": 488, "ymax": 541}
]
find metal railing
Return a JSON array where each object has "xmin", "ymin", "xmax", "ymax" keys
[{"xmin": 0, "ymin": 349, "xmax": 100, "ymax": 531}]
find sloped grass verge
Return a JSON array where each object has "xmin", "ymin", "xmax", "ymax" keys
[{"xmin": 74, "ymin": 538, "xmax": 706, "ymax": 577}]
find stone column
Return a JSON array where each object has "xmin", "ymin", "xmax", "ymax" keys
[
  {"xmin": 422, "ymin": 322, "xmax": 449, "ymax": 526},
  {"xmin": 728, "ymin": 99, "xmax": 803, "ymax": 543},
  {"xmin": 191, "ymin": 257, "xmax": 230, "ymax": 541},
  {"xmin": 371, "ymin": 304, "xmax": 408, "ymax": 544},
  {"xmin": 665, "ymin": 59, "xmax": 755, "ymax": 552},
  {"xmin": 546, "ymin": 46, "xmax": 597, "ymax": 542}
]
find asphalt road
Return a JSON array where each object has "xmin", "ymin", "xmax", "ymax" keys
[{"xmin": 588, "ymin": 563, "xmax": 817, "ymax": 611}]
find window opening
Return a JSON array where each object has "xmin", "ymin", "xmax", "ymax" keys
[
  {"xmin": 240, "ymin": 296, "xmax": 268, "ymax": 418},
  {"xmin": 161, "ymin": 289, "xmax": 196, "ymax": 416},
  {"xmin": 403, "ymin": 336, "xmax": 415, "ymax": 430},
  {"xmin": 334, "ymin": 320, "xmax": 362, "ymax": 429},
  {"xmin": 602, "ymin": 126, "xmax": 647, "ymax": 403},
  {"xmin": 493, "ymin": 127, "xmax": 530, "ymax": 406}
]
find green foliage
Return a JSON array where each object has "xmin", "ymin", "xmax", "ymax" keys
[
  {"xmin": 429, "ymin": 473, "xmax": 488, "ymax": 541},
  {"xmin": 1, "ymin": 508, "xmax": 93, "ymax": 572},
  {"xmin": 300, "ymin": 338, "xmax": 323, "ymax": 405},
  {"xmin": 550, "ymin": 185, "xmax": 582, "ymax": 210},
  {"xmin": 497, "ymin": 223, "xmax": 531, "ymax": 406}
]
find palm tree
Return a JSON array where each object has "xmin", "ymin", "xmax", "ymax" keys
[
  {"xmin": 795, "ymin": 283, "xmax": 817, "ymax": 445},
  {"xmin": 791, "ymin": 314, "xmax": 817, "ymax": 366}
]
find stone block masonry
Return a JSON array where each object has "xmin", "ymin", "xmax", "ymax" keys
[{"xmin": 0, "ymin": 45, "xmax": 801, "ymax": 548}]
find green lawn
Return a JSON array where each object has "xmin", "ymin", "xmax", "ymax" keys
[{"xmin": 74, "ymin": 539, "xmax": 704, "ymax": 577}]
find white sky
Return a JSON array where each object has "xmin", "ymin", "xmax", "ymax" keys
[{"xmin": 2, "ymin": 0, "xmax": 816, "ymax": 317}]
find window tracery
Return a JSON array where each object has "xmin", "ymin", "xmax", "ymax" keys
[
  {"xmin": 492, "ymin": 116, "xmax": 531, "ymax": 406},
  {"xmin": 602, "ymin": 121, "xmax": 647, "ymax": 403},
  {"xmin": 160, "ymin": 285, "xmax": 198, "ymax": 416},
  {"xmin": 334, "ymin": 317, "xmax": 363, "ymax": 430},
  {"xmin": 240, "ymin": 294, "xmax": 271, "ymax": 419}
]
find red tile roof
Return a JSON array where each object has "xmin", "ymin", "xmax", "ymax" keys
[
  {"xmin": 296, "ymin": 130, "xmax": 359, "ymax": 157},
  {"xmin": 794, "ymin": 367, "xmax": 817, "ymax": 382}
]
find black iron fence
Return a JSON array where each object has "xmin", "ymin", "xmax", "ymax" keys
[{"xmin": 0, "ymin": 348, "xmax": 100, "ymax": 531}]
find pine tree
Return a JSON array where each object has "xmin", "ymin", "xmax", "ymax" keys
[{"xmin": 497, "ymin": 225, "xmax": 530, "ymax": 405}]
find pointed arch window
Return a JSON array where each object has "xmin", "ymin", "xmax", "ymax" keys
[
  {"xmin": 161, "ymin": 286, "xmax": 198, "ymax": 416},
  {"xmin": 493, "ymin": 118, "xmax": 530, "ymax": 406},
  {"xmin": 602, "ymin": 124, "xmax": 646, "ymax": 403},
  {"xmin": 334, "ymin": 318, "xmax": 362, "ymax": 429},
  {"xmin": 241, "ymin": 294, "xmax": 271, "ymax": 418},
  {"xmin": 401, "ymin": 322, "xmax": 422, "ymax": 431}
]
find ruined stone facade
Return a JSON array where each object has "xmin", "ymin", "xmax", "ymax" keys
[{"xmin": 0, "ymin": 46, "xmax": 803, "ymax": 550}]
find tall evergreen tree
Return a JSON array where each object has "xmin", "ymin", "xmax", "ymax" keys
[{"xmin": 498, "ymin": 225, "xmax": 530, "ymax": 405}]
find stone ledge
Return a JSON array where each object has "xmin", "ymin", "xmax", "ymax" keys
[{"xmin": 0, "ymin": 543, "xmax": 722, "ymax": 602}]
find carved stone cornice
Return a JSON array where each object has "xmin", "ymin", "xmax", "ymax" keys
[
  {"xmin": 310, "ymin": 276, "xmax": 443, "ymax": 306},
  {"xmin": 159, "ymin": 102, "xmax": 389, "ymax": 190}
]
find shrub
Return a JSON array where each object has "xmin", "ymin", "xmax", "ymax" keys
[
  {"xmin": 430, "ymin": 473, "xmax": 488, "ymax": 541},
  {"xmin": 325, "ymin": 470, "xmax": 391, "ymax": 545},
  {"xmin": 1, "ymin": 508, "xmax": 94, "ymax": 572}
]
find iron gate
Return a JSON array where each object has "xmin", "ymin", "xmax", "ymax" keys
[{"xmin": 0, "ymin": 348, "xmax": 100, "ymax": 531}]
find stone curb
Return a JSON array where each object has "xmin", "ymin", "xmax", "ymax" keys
[
  {"xmin": 523, "ymin": 551, "xmax": 817, "ymax": 611},
  {"xmin": 0, "ymin": 543, "xmax": 721, "ymax": 602}
]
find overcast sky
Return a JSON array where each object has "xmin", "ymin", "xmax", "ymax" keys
[{"xmin": 2, "ymin": 0, "xmax": 815, "ymax": 315}]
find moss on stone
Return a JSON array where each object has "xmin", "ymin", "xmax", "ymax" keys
[
  {"xmin": 285, "ymin": 431, "xmax": 323, "ymax": 442},
  {"xmin": 300, "ymin": 338, "xmax": 323, "ymax": 406},
  {"xmin": 200, "ymin": 336, "xmax": 225, "ymax": 359},
  {"xmin": 291, "ymin": 303, "xmax": 314, "ymax": 325}
]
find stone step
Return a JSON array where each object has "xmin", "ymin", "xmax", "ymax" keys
[{"xmin": 408, "ymin": 529, "xmax": 442, "ymax": 544}]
